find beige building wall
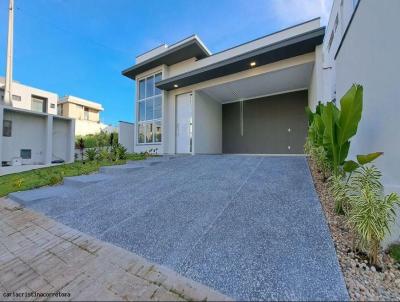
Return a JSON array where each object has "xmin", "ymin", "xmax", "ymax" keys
[{"xmin": 58, "ymin": 96, "xmax": 107, "ymax": 136}]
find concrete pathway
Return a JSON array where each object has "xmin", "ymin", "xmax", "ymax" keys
[
  {"xmin": 0, "ymin": 198, "xmax": 230, "ymax": 301},
  {"xmin": 8, "ymin": 155, "xmax": 349, "ymax": 300}
]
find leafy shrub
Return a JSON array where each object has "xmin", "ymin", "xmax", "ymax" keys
[
  {"xmin": 305, "ymin": 84, "xmax": 363, "ymax": 174},
  {"xmin": 13, "ymin": 178, "xmax": 23, "ymax": 189},
  {"xmin": 110, "ymin": 143, "xmax": 127, "ymax": 161},
  {"xmin": 49, "ymin": 173, "xmax": 63, "ymax": 186},
  {"xmin": 76, "ymin": 131, "xmax": 118, "ymax": 149},
  {"xmin": 97, "ymin": 148, "xmax": 111, "ymax": 161},
  {"xmin": 329, "ymin": 174, "xmax": 350, "ymax": 215},
  {"xmin": 310, "ymin": 145, "xmax": 331, "ymax": 180},
  {"xmin": 347, "ymin": 166, "xmax": 400, "ymax": 265},
  {"xmin": 85, "ymin": 148, "xmax": 97, "ymax": 161}
]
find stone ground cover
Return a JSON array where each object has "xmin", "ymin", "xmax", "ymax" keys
[
  {"xmin": 308, "ymin": 157, "xmax": 400, "ymax": 301},
  {"xmin": 10, "ymin": 155, "xmax": 348, "ymax": 300}
]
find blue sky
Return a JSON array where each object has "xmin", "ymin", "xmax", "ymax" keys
[{"xmin": 0, "ymin": 0, "xmax": 331, "ymax": 125}]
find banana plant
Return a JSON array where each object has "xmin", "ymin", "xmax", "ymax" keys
[
  {"xmin": 343, "ymin": 152, "xmax": 384, "ymax": 173},
  {"xmin": 322, "ymin": 84, "xmax": 363, "ymax": 174}
]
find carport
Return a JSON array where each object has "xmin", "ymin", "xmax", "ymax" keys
[{"xmin": 192, "ymin": 61, "xmax": 313, "ymax": 154}]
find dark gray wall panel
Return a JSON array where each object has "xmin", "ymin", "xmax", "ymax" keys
[{"xmin": 222, "ymin": 90, "xmax": 308, "ymax": 154}]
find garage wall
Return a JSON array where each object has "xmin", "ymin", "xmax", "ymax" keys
[
  {"xmin": 2, "ymin": 110, "xmax": 47, "ymax": 164},
  {"xmin": 193, "ymin": 91, "xmax": 222, "ymax": 154},
  {"xmin": 223, "ymin": 90, "xmax": 308, "ymax": 154},
  {"xmin": 335, "ymin": 0, "xmax": 400, "ymax": 245}
]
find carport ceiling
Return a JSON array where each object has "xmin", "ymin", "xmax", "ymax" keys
[{"xmin": 199, "ymin": 62, "xmax": 313, "ymax": 103}]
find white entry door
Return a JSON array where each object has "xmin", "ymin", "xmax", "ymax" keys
[{"xmin": 176, "ymin": 93, "xmax": 192, "ymax": 154}]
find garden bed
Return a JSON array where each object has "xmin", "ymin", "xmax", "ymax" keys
[
  {"xmin": 0, "ymin": 153, "xmax": 146, "ymax": 197},
  {"xmin": 308, "ymin": 156, "xmax": 400, "ymax": 300}
]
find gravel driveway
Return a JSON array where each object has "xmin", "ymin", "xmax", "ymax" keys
[{"xmin": 13, "ymin": 155, "xmax": 348, "ymax": 300}]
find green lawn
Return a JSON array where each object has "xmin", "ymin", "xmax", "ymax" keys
[{"xmin": 0, "ymin": 153, "xmax": 147, "ymax": 197}]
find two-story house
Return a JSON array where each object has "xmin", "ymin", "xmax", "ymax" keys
[{"xmin": 0, "ymin": 78, "xmax": 75, "ymax": 170}]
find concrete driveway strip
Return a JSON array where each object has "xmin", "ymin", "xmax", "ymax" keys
[{"xmin": 13, "ymin": 155, "xmax": 348, "ymax": 300}]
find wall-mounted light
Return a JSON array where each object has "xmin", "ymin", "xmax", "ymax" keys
[
  {"xmin": 250, "ymin": 61, "xmax": 256, "ymax": 67},
  {"xmin": 174, "ymin": 84, "xmax": 179, "ymax": 88}
]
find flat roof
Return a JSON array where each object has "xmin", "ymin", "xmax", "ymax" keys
[
  {"xmin": 59, "ymin": 96, "xmax": 104, "ymax": 111},
  {"xmin": 156, "ymin": 27, "xmax": 325, "ymax": 91},
  {"xmin": 122, "ymin": 36, "xmax": 211, "ymax": 79}
]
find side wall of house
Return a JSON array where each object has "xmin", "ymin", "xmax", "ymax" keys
[
  {"xmin": 335, "ymin": 0, "xmax": 400, "ymax": 245},
  {"xmin": 119, "ymin": 121, "xmax": 135, "ymax": 153},
  {"xmin": 52, "ymin": 118, "xmax": 69, "ymax": 162},
  {"xmin": 2, "ymin": 111, "xmax": 47, "ymax": 164},
  {"xmin": 193, "ymin": 91, "xmax": 222, "ymax": 154}
]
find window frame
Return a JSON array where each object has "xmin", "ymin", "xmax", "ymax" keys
[
  {"xmin": 84, "ymin": 107, "xmax": 89, "ymax": 120},
  {"xmin": 31, "ymin": 95, "xmax": 47, "ymax": 113},
  {"xmin": 3, "ymin": 120, "xmax": 12, "ymax": 137},
  {"xmin": 12, "ymin": 95, "xmax": 21, "ymax": 102},
  {"xmin": 136, "ymin": 71, "xmax": 163, "ymax": 145}
]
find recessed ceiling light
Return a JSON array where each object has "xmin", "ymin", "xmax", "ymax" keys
[
  {"xmin": 174, "ymin": 84, "xmax": 179, "ymax": 88},
  {"xmin": 250, "ymin": 61, "xmax": 256, "ymax": 67}
]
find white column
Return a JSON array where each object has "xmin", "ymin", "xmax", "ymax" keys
[
  {"xmin": 4, "ymin": 0, "xmax": 14, "ymax": 106},
  {"xmin": 44, "ymin": 115, "xmax": 53, "ymax": 164},
  {"xmin": 66, "ymin": 119, "xmax": 75, "ymax": 163}
]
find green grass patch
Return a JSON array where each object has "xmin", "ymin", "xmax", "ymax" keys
[
  {"xmin": 0, "ymin": 153, "xmax": 146, "ymax": 197},
  {"xmin": 389, "ymin": 244, "xmax": 400, "ymax": 263}
]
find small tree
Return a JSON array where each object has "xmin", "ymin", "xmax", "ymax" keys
[{"xmin": 78, "ymin": 138, "xmax": 85, "ymax": 161}]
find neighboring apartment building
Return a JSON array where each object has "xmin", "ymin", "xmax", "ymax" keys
[
  {"xmin": 0, "ymin": 78, "xmax": 75, "ymax": 167},
  {"xmin": 58, "ymin": 96, "xmax": 112, "ymax": 136}
]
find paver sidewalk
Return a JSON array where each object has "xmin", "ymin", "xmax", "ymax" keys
[{"xmin": 0, "ymin": 198, "xmax": 231, "ymax": 301}]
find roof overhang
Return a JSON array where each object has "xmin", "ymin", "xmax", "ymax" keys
[
  {"xmin": 156, "ymin": 27, "xmax": 325, "ymax": 91},
  {"xmin": 122, "ymin": 36, "xmax": 211, "ymax": 79}
]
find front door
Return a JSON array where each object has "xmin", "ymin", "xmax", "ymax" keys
[{"xmin": 176, "ymin": 93, "xmax": 192, "ymax": 154}]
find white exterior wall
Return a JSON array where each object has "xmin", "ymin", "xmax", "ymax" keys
[
  {"xmin": 2, "ymin": 110, "xmax": 47, "ymax": 164},
  {"xmin": 193, "ymin": 91, "xmax": 222, "ymax": 154},
  {"xmin": 335, "ymin": 0, "xmax": 400, "ymax": 245},
  {"xmin": 118, "ymin": 121, "xmax": 135, "ymax": 153},
  {"xmin": 75, "ymin": 120, "xmax": 111, "ymax": 136},
  {"xmin": 322, "ymin": 0, "xmax": 358, "ymax": 102},
  {"xmin": 308, "ymin": 45, "xmax": 324, "ymax": 110},
  {"xmin": 52, "ymin": 118, "xmax": 70, "ymax": 162},
  {"xmin": 0, "ymin": 81, "xmax": 58, "ymax": 115}
]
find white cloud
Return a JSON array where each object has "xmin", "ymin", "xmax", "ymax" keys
[{"xmin": 271, "ymin": 0, "xmax": 333, "ymax": 26}]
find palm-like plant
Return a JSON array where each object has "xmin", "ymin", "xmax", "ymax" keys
[
  {"xmin": 329, "ymin": 174, "xmax": 350, "ymax": 215},
  {"xmin": 347, "ymin": 166, "xmax": 400, "ymax": 265}
]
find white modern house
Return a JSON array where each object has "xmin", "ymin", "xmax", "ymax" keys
[
  {"xmin": 58, "ymin": 95, "xmax": 113, "ymax": 136},
  {"xmin": 121, "ymin": 0, "xmax": 399, "ymax": 243},
  {"xmin": 0, "ymin": 78, "xmax": 75, "ymax": 173},
  {"xmin": 122, "ymin": 19, "xmax": 325, "ymax": 155}
]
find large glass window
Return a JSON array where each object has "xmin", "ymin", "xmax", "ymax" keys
[
  {"xmin": 137, "ymin": 72, "xmax": 162, "ymax": 144},
  {"xmin": 31, "ymin": 96, "xmax": 47, "ymax": 113}
]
